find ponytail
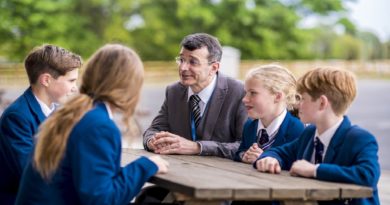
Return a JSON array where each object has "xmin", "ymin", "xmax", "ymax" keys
[{"xmin": 33, "ymin": 94, "xmax": 93, "ymax": 180}]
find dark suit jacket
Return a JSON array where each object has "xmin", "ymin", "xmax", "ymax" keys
[
  {"xmin": 257, "ymin": 116, "xmax": 380, "ymax": 205},
  {"xmin": 143, "ymin": 73, "xmax": 247, "ymax": 159},
  {"xmin": 234, "ymin": 111, "xmax": 304, "ymax": 162},
  {"xmin": 16, "ymin": 102, "xmax": 158, "ymax": 205},
  {"xmin": 0, "ymin": 87, "xmax": 46, "ymax": 204}
]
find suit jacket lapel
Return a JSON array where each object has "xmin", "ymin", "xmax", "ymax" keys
[
  {"xmin": 199, "ymin": 74, "xmax": 227, "ymax": 140},
  {"xmin": 324, "ymin": 116, "xmax": 352, "ymax": 163},
  {"xmin": 25, "ymin": 87, "xmax": 46, "ymax": 123}
]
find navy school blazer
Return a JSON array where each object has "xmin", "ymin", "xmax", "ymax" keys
[
  {"xmin": 0, "ymin": 87, "xmax": 46, "ymax": 204},
  {"xmin": 234, "ymin": 111, "xmax": 304, "ymax": 162},
  {"xmin": 16, "ymin": 102, "xmax": 158, "ymax": 205},
  {"xmin": 257, "ymin": 116, "xmax": 380, "ymax": 205}
]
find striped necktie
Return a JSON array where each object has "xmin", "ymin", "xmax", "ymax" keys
[
  {"xmin": 190, "ymin": 95, "xmax": 201, "ymax": 127},
  {"xmin": 314, "ymin": 137, "xmax": 324, "ymax": 164},
  {"xmin": 258, "ymin": 129, "xmax": 270, "ymax": 149}
]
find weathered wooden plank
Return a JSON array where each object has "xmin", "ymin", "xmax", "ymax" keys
[
  {"xmin": 169, "ymin": 155, "xmax": 337, "ymax": 200},
  {"xmin": 161, "ymin": 150, "xmax": 372, "ymax": 200},
  {"xmin": 341, "ymin": 185, "xmax": 373, "ymax": 198},
  {"xmin": 121, "ymin": 149, "xmax": 271, "ymax": 200},
  {"xmin": 121, "ymin": 149, "xmax": 372, "ymax": 202}
]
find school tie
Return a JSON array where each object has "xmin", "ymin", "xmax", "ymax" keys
[
  {"xmin": 189, "ymin": 94, "xmax": 201, "ymax": 127},
  {"xmin": 314, "ymin": 137, "xmax": 324, "ymax": 164},
  {"xmin": 258, "ymin": 129, "xmax": 269, "ymax": 148}
]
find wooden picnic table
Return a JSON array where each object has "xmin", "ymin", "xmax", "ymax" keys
[{"xmin": 121, "ymin": 149, "xmax": 372, "ymax": 205}]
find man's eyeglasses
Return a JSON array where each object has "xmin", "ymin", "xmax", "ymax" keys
[{"xmin": 175, "ymin": 56, "xmax": 215, "ymax": 67}]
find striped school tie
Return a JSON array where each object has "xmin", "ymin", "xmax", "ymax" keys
[
  {"xmin": 314, "ymin": 137, "xmax": 324, "ymax": 164},
  {"xmin": 258, "ymin": 129, "xmax": 270, "ymax": 149},
  {"xmin": 190, "ymin": 95, "xmax": 201, "ymax": 127}
]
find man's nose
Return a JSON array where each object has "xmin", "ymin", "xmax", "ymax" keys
[{"xmin": 179, "ymin": 63, "xmax": 190, "ymax": 71}]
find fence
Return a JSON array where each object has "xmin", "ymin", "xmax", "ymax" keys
[{"xmin": 1, "ymin": 60, "xmax": 390, "ymax": 88}]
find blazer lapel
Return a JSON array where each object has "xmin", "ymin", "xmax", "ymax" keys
[
  {"xmin": 323, "ymin": 116, "xmax": 352, "ymax": 163},
  {"xmin": 199, "ymin": 74, "xmax": 227, "ymax": 140},
  {"xmin": 301, "ymin": 126, "xmax": 316, "ymax": 161},
  {"xmin": 273, "ymin": 111, "xmax": 290, "ymax": 146},
  {"xmin": 249, "ymin": 119, "xmax": 259, "ymax": 143}
]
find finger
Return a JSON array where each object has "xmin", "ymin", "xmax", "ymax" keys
[
  {"xmin": 257, "ymin": 160, "xmax": 265, "ymax": 172},
  {"xmin": 154, "ymin": 132, "xmax": 169, "ymax": 139},
  {"xmin": 290, "ymin": 167, "xmax": 297, "ymax": 176},
  {"xmin": 261, "ymin": 160, "xmax": 268, "ymax": 172},
  {"xmin": 272, "ymin": 163, "xmax": 280, "ymax": 174},
  {"xmin": 247, "ymin": 156, "xmax": 256, "ymax": 164},
  {"xmin": 273, "ymin": 163, "xmax": 281, "ymax": 174},
  {"xmin": 158, "ymin": 143, "xmax": 172, "ymax": 152},
  {"xmin": 252, "ymin": 143, "xmax": 259, "ymax": 148},
  {"xmin": 154, "ymin": 137, "xmax": 175, "ymax": 145},
  {"xmin": 156, "ymin": 143, "xmax": 165, "ymax": 149},
  {"xmin": 268, "ymin": 161, "xmax": 277, "ymax": 174},
  {"xmin": 242, "ymin": 154, "xmax": 249, "ymax": 162}
]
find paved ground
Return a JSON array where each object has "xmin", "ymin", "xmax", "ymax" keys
[{"xmin": 1, "ymin": 79, "xmax": 389, "ymax": 203}]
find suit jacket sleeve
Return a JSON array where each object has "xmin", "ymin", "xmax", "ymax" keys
[
  {"xmin": 1, "ymin": 111, "xmax": 34, "ymax": 176},
  {"xmin": 142, "ymin": 88, "xmax": 170, "ymax": 151},
  {"xmin": 71, "ymin": 123, "xmax": 158, "ymax": 205}
]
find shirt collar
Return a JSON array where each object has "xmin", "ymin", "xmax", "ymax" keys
[
  {"xmin": 257, "ymin": 109, "xmax": 287, "ymax": 137},
  {"xmin": 187, "ymin": 75, "xmax": 217, "ymax": 104},
  {"xmin": 315, "ymin": 118, "xmax": 344, "ymax": 148},
  {"xmin": 103, "ymin": 102, "xmax": 113, "ymax": 120},
  {"xmin": 34, "ymin": 95, "xmax": 56, "ymax": 117}
]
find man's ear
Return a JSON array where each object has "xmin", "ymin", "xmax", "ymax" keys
[
  {"xmin": 210, "ymin": 62, "xmax": 220, "ymax": 74},
  {"xmin": 38, "ymin": 73, "xmax": 52, "ymax": 87}
]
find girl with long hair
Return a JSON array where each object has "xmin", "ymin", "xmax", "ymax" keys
[{"xmin": 16, "ymin": 44, "xmax": 169, "ymax": 205}]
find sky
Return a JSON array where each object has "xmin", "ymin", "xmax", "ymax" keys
[{"xmin": 346, "ymin": 0, "xmax": 390, "ymax": 42}]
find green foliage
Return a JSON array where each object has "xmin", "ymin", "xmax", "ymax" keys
[
  {"xmin": 0, "ymin": 0, "xmax": 387, "ymax": 61},
  {"xmin": 358, "ymin": 31, "xmax": 383, "ymax": 59},
  {"xmin": 331, "ymin": 34, "xmax": 361, "ymax": 60}
]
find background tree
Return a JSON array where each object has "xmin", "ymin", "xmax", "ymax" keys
[{"xmin": 0, "ymin": 0, "xmax": 388, "ymax": 61}]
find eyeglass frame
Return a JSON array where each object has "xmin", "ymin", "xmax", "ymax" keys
[{"xmin": 175, "ymin": 56, "xmax": 217, "ymax": 67}]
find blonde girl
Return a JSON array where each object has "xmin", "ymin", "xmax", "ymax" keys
[{"xmin": 234, "ymin": 64, "xmax": 304, "ymax": 164}]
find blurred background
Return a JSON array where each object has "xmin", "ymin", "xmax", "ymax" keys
[
  {"xmin": 0, "ymin": 0, "xmax": 389, "ymax": 61},
  {"xmin": 0, "ymin": 0, "xmax": 389, "ymax": 195}
]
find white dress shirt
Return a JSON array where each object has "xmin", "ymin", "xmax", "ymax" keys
[
  {"xmin": 187, "ymin": 75, "xmax": 217, "ymax": 117},
  {"xmin": 34, "ymin": 96, "xmax": 57, "ymax": 117},
  {"xmin": 257, "ymin": 109, "xmax": 287, "ymax": 142}
]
